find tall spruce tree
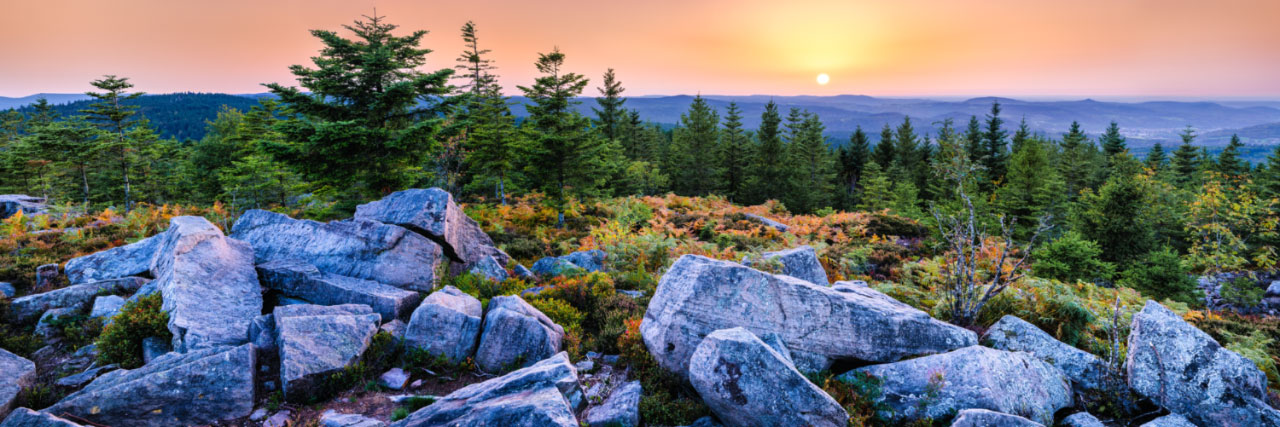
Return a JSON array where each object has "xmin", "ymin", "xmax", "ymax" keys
[
  {"xmin": 266, "ymin": 14, "xmax": 458, "ymax": 203},
  {"xmin": 982, "ymin": 101, "xmax": 1009, "ymax": 184},
  {"xmin": 717, "ymin": 102, "xmax": 751, "ymax": 202},
  {"xmin": 1171, "ymin": 126, "xmax": 1201, "ymax": 187},
  {"xmin": 962, "ymin": 116, "xmax": 985, "ymax": 171},
  {"xmin": 518, "ymin": 48, "xmax": 605, "ymax": 227},
  {"xmin": 670, "ymin": 95, "xmax": 720, "ymax": 196},
  {"xmin": 748, "ymin": 100, "xmax": 786, "ymax": 204},
  {"xmin": 593, "ymin": 69, "xmax": 627, "ymax": 142},
  {"xmin": 837, "ymin": 126, "xmax": 871, "ymax": 208},
  {"xmin": 82, "ymin": 75, "xmax": 144, "ymax": 210},
  {"xmin": 1216, "ymin": 134, "xmax": 1247, "ymax": 178},
  {"xmin": 997, "ymin": 137, "xmax": 1064, "ymax": 238},
  {"xmin": 1100, "ymin": 121, "xmax": 1127, "ymax": 158},
  {"xmin": 466, "ymin": 82, "xmax": 520, "ymax": 204},
  {"xmin": 1011, "ymin": 117, "xmax": 1031, "ymax": 153},
  {"xmin": 455, "ymin": 21, "xmax": 496, "ymax": 95},
  {"xmin": 786, "ymin": 112, "xmax": 834, "ymax": 213},
  {"xmin": 1145, "ymin": 142, "xmax": 1168, "ymax": 171},
  {"xmin": 1058, "ymin": 121, "xmax": 1099, "ymax": 198},
  {"xmin": 872, "ymin": 124, "xmax": 895, "ymax": 169}
]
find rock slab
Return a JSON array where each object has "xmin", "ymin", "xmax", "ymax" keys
[
  {"xmin": 354, "ymin": 188, "xmax": 510, "ymax": 269},
  {"xmin": 474, "ymin": 295, "xmax": 564, "ymax": 373},
  {"xmin": 585, "ymin": 380, "xmax": 641, "ymax": 427},
  {"xmin": 983, "ymin": 315, "xmax": 1111, "ymax": 393},
  {"xmin": 64, "ymin": 235, "xmax": 160, "ymax": 285},
  {"xmin": 257, "ymin": 259, "xmax": 421, "ymax": 322},
  {"xmin": 404, "ymin": 286, "xmax": 482, "ymax": 365},
  {"xmin": 0, "ymin": 408, "xmax": 84, "ymax": 427},
  {"xmin": 0, "ymin": 349, "xmax": 36, "ymax": 418},
  {"xmin": 391, "ymin": 352, "xmax": 583, "ymax": 427},
  {"xmin": 9, "ymin": 277, "xmax": 148, "ymax": 323},
  {"xmin": 275, "ymin": 304, "xmax": 381, "ymax": 400},
  {"xmin": 746, "ymin": 245, "xmax": 828, "ymax": 285}
]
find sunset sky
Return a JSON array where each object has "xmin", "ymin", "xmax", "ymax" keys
[{"xmin": 2, "ymin": 0, "xmax": 1279, "ymax": 98}]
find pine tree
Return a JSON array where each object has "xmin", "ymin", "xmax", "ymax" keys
[
  {"xmin": 982, "ymin": 101, "xmax": 1009, "ymax": 184},
  {"xmin": 1145, "ymin": 143, "xmax": 1168, "ymax": 171},
  {"xmin": 786, "ymin": 112, "xmax": 835, "ymax": 213},
  {"xmin": 266, "ymin": 13, "xmax": 457, "ymax": 203},
  {"xmin": 892, "ymin": 116, "xmax": 920, "ymax": 178},
  {"xmin": 455, "ymin": 21, "xmax": 496, "ymax": 95},
  {"xmin": 1099, "ymin": 121, "xmax": 1127, "ymax": 157},
  {"xmin": 784, "ymin": 107, "xmax": 805, "ymax": 143},
  {"xmin": 1171, "ymin": 126, "xmax": 1201, "ymax": 187},
  {"xmin": 1011, "ymin": 117, "xmax": 1031, "ymax": 153},
  {"xmin": 962, "ymin": 116, "xmax": 985, "ymax": 172},
  {"xmin": 717, "ymin": 102, "xmax": 751, "ymax": 202},
  {"xmin": 466, "ymin": 82, "xmax": 520, "ymax": 204},
  {"xmin": 747, "ymin": 100, "xmax": 786, "ymax": 204},
  {"xmin": 837, "ymin": 126, "xmax": 870, "ymax": 208},
  {"xmin": 82, "ymin": 75, "xmax": 144, "ymax": 210},
  {"xmin": 1256, "ymin": 145, "xmax": 1280, "ymax": 203},
  {"xmin": 518, "ymin": 48, "xmax": 605, "ymax": 227},
  {"xmin": 1058, "ymin": 121, "xmax": 1099, "ymax": 198},
  {"xmin": 593, "ymin": 69, "xmax": 627, "ymax": 141},
  {"xmin": 619, "ymin": 110, "xmax": 646, "ymax": 161},
  {"xmin": 670, "ymin": 95, "xmax": 720, "ymax": 196},
  {"xmin": 872, "ymin": 123, "xmax": 895, "ymax": 169},
  {"xmin": 857, "ymin": 161, "xmax": 893, "ymax": 212},
  {"xmin": 1216, "ymin": 134, "xmax": 1246, "ymax": 178},
  {"xmin": 1076, "ymin": 169, "xmax": 1157, "ymax": 266},
  {"xmin": 997, "ymin": 137, "xmax": 1065, "ymax": 238}
]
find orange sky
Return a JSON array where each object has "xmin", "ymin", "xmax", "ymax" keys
[{"xmin": 2, "ymin": 0, "xmax": 1279, "ymax": 98}]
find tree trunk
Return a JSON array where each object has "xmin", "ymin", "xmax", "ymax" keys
[{"xmin": 80, "ymin": 164, "xmax": 90, "ymax": 209}]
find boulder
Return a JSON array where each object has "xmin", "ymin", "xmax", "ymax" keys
[
  {"xmin": 690, "ymin": 328, "xmax": 847, "ymax": 427},
  {"xmin": 257, "ymin": 259, "xmax": 421, "ymax": 322},
  {"xmin": 514, "ymin": 264, "xmax": 536, "ymax": 279},
  {"xmin": 469, "ymin": 254, "xmax": 508, "ymax": 283},
  {"xmin": 64, "ymin": 235, "xmax": 161, "ymax": 285},
  {"xmin": 0, "ymin": 408, "xmax": 83, "ymax": 427},
  {"xmin": 403, "ymin": 286, "xmax": 483, "ymax": 365},
  {"xmin": 88, "ymin": 295, "xmax": 125, "ymax": 319},
  {"xmin": 745, "ymin": 246, "xmax": 828, "ymax": 285},
  {"xmin": 34, "ymin": 265, "xmax": 59, "ymax": 291},
  {"xmin": 1125, "ymin": 300, "xmax": 1280, "ymax": 427},
  {"xmin": 380, "ymin": 368, "xmax": 410, "ymax": 390},
  {"xmin": 0, "ymin": 195, "xmax": 46, "ymax": 220},
  {"xmin": 354, "ymin": 188, "xmax": 510, "ymax": 269},
  {"xmin": 0, "ymin": 349, "xmax": 36, "ymax": 417},
  {"xmin": 585, "ymin": 380, "xmax": 641, "ymax": 427},
  {"xmin": 391, "ymin": 352, "xmax": 583, "ymax": 427},
  {"xmin": 742, "ymin": 213, "xmax": 788, "ymax": 232},
  {"xmin": 231, "ymin": 209, "xmax": 443, "ymax": 292},
  {"xmin": 1061, "ymin": 412, "xmax": 1106, "ymax": 427},
  {"xmin": 1140, "ymin": 414, "xmax": 1196, "ymax": 427},
  {"xmin": 949, "ymin": 409, "xmax": 1043, "ymax": 427},
  {"xmin": 531, "ymin": 250, "xmax": 606, "ymax": 276},
  {"xmin": 149, "ymin": 216, "xmax": 262, "ymax": 352},
  {"xmin": 983, "ymin": 315, "xmax": 1111, "ymax": 393},
  {"xmin": 45, "ymin": 344, "xmax": 255, "ymax": 426},
  {"xmin": 642, "ymin": 255, "xmax": 975, "ymax": 376},
  {"xmin": 0, "ymin": 282, "xmax": 13, "ymax": 298},
  {"xmin": 474, "ymin": 295, "xmax": 564, "ymax": 373},
  {"xmin": 321, "ymin": 410, "xmax": 386, "ymax": 427},
  {"xmin": 264, "ymin": 411, "xmax": 291, "ymax": 427},
  {"xmin": 843, "ymin": 346, "xmax": 1072, "ymax": 425},
  {"xmin": 275, "ymin": 304, "xmax": 381, "ymax": 400},
  {"xmin": 9, "ymin": 277, "xmax": 148, "ymax": 323}
]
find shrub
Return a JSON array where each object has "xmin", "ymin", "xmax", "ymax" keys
[
  {"xmin": 447, "ymin": 273, "xmax": 527, "ymax": 303},
  {"xmin": 1032, "ymin": 231, "xmax": 1115, "ymax": 284},
  {"xmin": 618, "ymin": 318, "xmax": 709, "ymax": 425},
  {"xmin": 1118, "ymin": 248, "xmax": 1201, "ymax": 305},
  {"xmin": 48, "ymin": 314, "xmax": 104, "ymax": 350},
  {"xmin": 1220, "ymin": 276, "xmax": 1265, "ymax": 308},
  {"xmin": 96, "ymin": 293, "xmax": 170, "ymax": 369},
  {"xmin": 818, "ymin": 370, "xmax": 891, "ymax": 426}
]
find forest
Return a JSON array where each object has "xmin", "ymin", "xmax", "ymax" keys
[{"xmin": 1, "ymin": 13, "xmax": 1279, "ymax": 427}]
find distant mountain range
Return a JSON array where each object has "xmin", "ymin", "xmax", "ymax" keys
[{"xmin": 6, "ymin": 92, "xmax": 1280, "ymax": 151}]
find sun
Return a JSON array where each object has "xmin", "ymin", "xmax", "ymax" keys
[{"xmin": 816, "ymin": 73, "xmax": 830, "ymax": 85}]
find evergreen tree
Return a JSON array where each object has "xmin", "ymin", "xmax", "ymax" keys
[
  {"xmin": 1076, "ymin": 164, "xmax": 1157, "ymax": 266},
  {"xmin": 856, "ymin": 161, "xmax": 893, "ymax": 212},
  {"xmin": 1058, "ymin": 121, "xmax": 1098, "ymax": 198},
  {"xmin": 593, "ymin": 69, "xmax": 627, "ymax": 142},
  {"xmin": 747, "ymin": 100, "xmax": 786, "ymax": 204},
  {"xmin": 717, "ymin": 102, "xmax": 751, "ymax": 202},
  {"xmin": 786, "ymin": 112, "xmax": 834, "ymax": 213},
  {"xmin": 518, "ymin": 48, "xmax": 606, "ymax": 226},
  {"xmin": 670, "ymin": 95, "xmax": 720, "ymax": 196},
  {"xmin": 837, "ymin": 126, "xmax": 870, "ymax": 208},
  {"xmin": 963, "ymin": 115, "xmax": 985, "ymax": 167},
  {"xmin": 1145, "ymin": 143, "xmax": 1168, "ymax": 171},
  {"xmin": 998, "ymin": 137, "xmax": 1065, "ymax": 238},
  {"xmin": 1216, "ymin": 134, "xmax": 1247, "ymax": 178},
  {"xmin": 454, "ymin": 21, "xmax": 496, "ymax": 95},
  {"xmin": 892, "ymin": 116, "xmax": 920, "ymax": 179},
  {"xmin": 982, "ymin": 101, "xmax": 1009, "ymax": 184},
  {"xmin": 81, "ymin": 75, "xmax": 144, "ymax": 210},
  {"xmin": 1100, "ymin": 121, "xmax": 1127, "ymax": 157},
  {"xmin": 1171, "ymin": 126, "xmax": 1201, "ymax": 187},
  {"xmin": 465, "ymin": 82, "xmax": 520, "ymax": 204},
  {"xmin": 265, "ymin": 13, "xmax": 457, "ymax": 204},
  {"xmin": 35, "ymin": 116, "xmax": 98, "ymax": 206},
  {"xmin": 619, "ymin": 110, "xmax": 646, "ymax": 161},
  {"xmin": 872, "ymin": 124, "xmax": 895, "ymax": 169},
  {"xmin": 1256, "ymin": 145, "xmax": 1280, "ymax": 204},
  {"xmin": 1011, "ymin": 117, "xmax": 1031, "ymax": 153}
]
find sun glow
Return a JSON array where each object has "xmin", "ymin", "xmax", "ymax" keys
[{"xmin": 816, "ymin": 73, "xmax": 830, "ymax": 85}]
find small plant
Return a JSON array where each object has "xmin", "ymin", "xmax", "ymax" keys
[
  {"xmin": 391, "ymin": 395, "xmax": 436, "ymax": 420},
  {"xmin": 1220, "ymin": 276, "xmax": 1264, "ymax": 309},
  {"xmin": 96, "ymin": 293, "xmax": 170, "ymax": 369}
]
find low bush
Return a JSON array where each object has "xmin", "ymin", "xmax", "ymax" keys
[
  {"xmin": 1032, "ymin": 231, "xmax": 1115, "ymax": 284},
  {"xmin": 96, "ymin": 293, "xmax": 170, "ymax": 369},
  {"xmin": 1220, "ymin": 276, "xmax": 1265, "ymax": 308},
  {"xmin": 1118, "ymin": 248, "xmax": 1201, "ymax": 306}
]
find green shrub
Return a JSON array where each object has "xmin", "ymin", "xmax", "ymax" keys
[
  {"xmin": 48, "ymin": 314, "xmax": 104, "ymax": 350},
  {"xmin": 819, "ymin": 370, "xmax": 891, "ymax": 426},
  {"xmin": 1032, "ymin": 231, "xmax": 1115, "ymax": 284},
  {"xmin": 390, "ymin": 395, "xmax": 436, "ymax": 421},
  {"xmin": 1220, "ymin": 276, "xmax": 1265, "ymax": 308},
  {"xmin": 96, "ymin": 293, "xmax": 170, "ymax": 369},
  {"xmin": 446, "ymin": 273, "xmax": 527, "ymax": 303},
  {"xmin": 1119, "ymin": 248, "xmax": 1201, "ymax": 305}
]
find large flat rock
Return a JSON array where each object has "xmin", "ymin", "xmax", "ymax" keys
[
  {"xmin": 0, "ymin": 349, "xmax": 36, "ymax": 418},
  {"xmin": 642, "ymin": 254, "xmax": 976, "ymax": 377},
  {"xmin": 844, "ymin": 346, "xmax": 1072, "ymax": 425},
  {"xmin": 404, "ymin": 286, "xmax": 483, "ymax": 364},
  {"xmin": 745, "ymin": 245, "xmax": 828, "ymax": 285},
  {"xmin": 9, "ymin": 277, "xmax": 148, "ymax": 323},
  {"xmin": 64, "ymin": 235, "xmax": 160, "ymax": 285},
  {"xmin": 150, "ymin": 216, "xmax": 262, "ymax": 352},
  {"xmin": 983, "ymin": 315, "xmax": 1111, "ymax": 393},
  {"xmin": 391, "ymin": 352, "xmax": 583, "ymax": 427},
  {"xmin": 45, "ymin": 344, "xmax": 255, "ymax": 426},
  {"xmin": 354, "ymin": 188, "xmax": 509, "ymax": 269},
  {"xmin": 275, "ymin": 304, "xmax": 381, "ymax": 400},
  {"xmin": 257, "ymin": 259, "xmax": 421, "ymax": 322},
  {"xmin": 231, "ymin": 209, "xmax": 443, "ymax": 292},
  {"xmin": 1125, "ymin": 300, "xmax": 1280, "ymax": 426}
]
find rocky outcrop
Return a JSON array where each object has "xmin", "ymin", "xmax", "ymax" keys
[
  {"xmin": 0, "ymin": 408, "xmax": 84, "ymax": 427},
  {"xmin": 150, "ymin": 216, "xmax": 262, "ymax": 353},
  {"xmin": 585, "ymin": 380, "xmax": 641, "ymax": 427},
  {"xmin": 404, "ymin": 286, "xmax": 482, "ymax": 365},
  {"xmin": 983, "ymin": 315, "xmax": 1111, "ymax": 393},
  {"xmin": 355, "ymin": 188, "xmax": 509, "ymax": 267},
  {"xmin": 256, "ymin": 259, "xmax": 421, "ymax": 322},
  {"xmin": 320, "ymin": 410, "xmax": 386, "ymax": 427},
  {"xmin": 642, "ymin": 255, "xmax": 976, "ymax": 376},
  {"xmin": 844, "ymin": 346, "xmax": 1072, "ymax": 425},
  {"xmin": 275, "ymin": 304, "xmax": 381, "ymax": 400},
  {"xmin": 531, "ymin": 250, "xmax": 607, "ymax": 276},
  {"xmin": 64, "ymin": 235, "xmax": 160, "ymax": 285},
  {"xmin": 1125, "ymin": 300, "xmax": 1280, "ymax": 427},
  {"xmin": 469, "ymin": 255, "xmax": 508, "ymax": 283},
  {"xmin": 1061, "ymin": 412, "xmax": 1106, "ymax": 427},
  {"xmin": 744, "ymin": 245, "xmax": 828, "ymax": 285},
  {"xmin": 9, "ymin": 277, "xmax": 147, "ymax": 323},
  {"xmin": 0, "ymin": 195, "xmax": 46, "ymax": 220},
  {"xmin": 949, "ymin": 409, "xmax": 1043, "ymax": 427},
  {"xmin": 689, "ymin": 328, "xmax": 847, "ymax": 427},
  {"xmin": 1, "ymin": 349, "xmax": 36, "ymax": 418},
  {"xmin": 391, "ymin": 352, "xmax": 583, "ymax": 427},
  {"xmin": 1140, "ymin": 414, "xmax": 1196, "ymax": 427},
  {"xmin": 474, "ymin": 295, "xmax": 565, "ymax": 373},
  {"xmin": 231, "ymin": 209, "xmax": 443, "ymax": 292},
  {"xmin": 45, "ymin": 344, "xmax": 255, "ymax": 426},
  {"xmin": 89, "ymin": 295, "xmax": 125, "ymax": 319}
]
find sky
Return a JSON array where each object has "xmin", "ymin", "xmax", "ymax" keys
[{"xmin": 2, "ymin": 0, "xmax": 1279, "ymax": 98}]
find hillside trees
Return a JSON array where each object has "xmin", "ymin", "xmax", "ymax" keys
[
  {"xmin": 670, "ymin": 95, "xmax": 720, "ymax": 196},
  {"xmin": 82, "ymin": 75, "xmax": 144, "ymax": 210},
  {"xmin": 746, "ymin": 101, "xmax": 787, "ymax": 204},
  {"xmin": 717, "ymin": 102, "xmax": 752, "ymax": 202}
]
